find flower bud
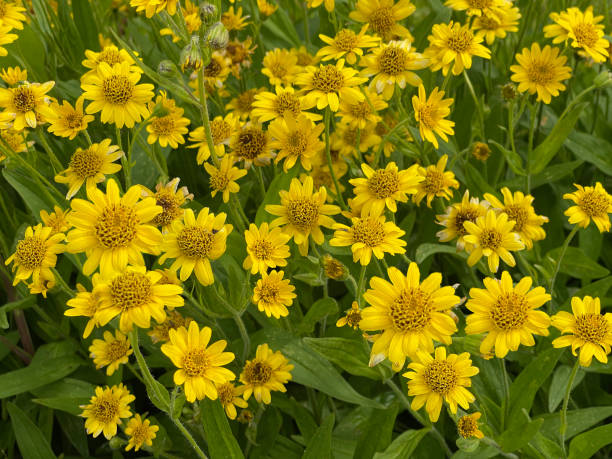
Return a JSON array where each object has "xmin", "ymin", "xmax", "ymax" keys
[
  {"xmin": 199, "ymin": 3, "xmax": 217, "ymax": 24},
  {"xmin": 501, "ymin": 83, "xmax": 517, "ymax": 101},
  {"xmin": 322, "ymin": 255, "xmax": 347, "ymax": 280},
  {"xmin": 180, "ymin": 35, "xmax": 203, "ymax": 72},
  {"xmin": 206, "ymin": 22, "xmax": 229, "ymax": 50},
  {"xmin": 158, "ymin": 60, "xmax": 178, "ymax": 77},
  {"xmin": 471, "ymin": 141, "xmax": 491, "ymax": 161},
  {"xmin": 594, "ymin": 70, "xmax": 612, "ymax": 88}
]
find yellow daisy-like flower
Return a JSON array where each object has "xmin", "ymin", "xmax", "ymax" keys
[
  {"xmin": 349, "ymin": 0, "xmax": 415, "ymax": 41},
  {"xmin": 125, "ymin": 414, "xmax": 159, "ymax": 451},
  {"xmin": 465, "ymin": 271, "xmax": 551, "ymax": 358},
  {"xmin": 159, "ymin": 208, "xmax": 232, "ymax": 286},
  {"xmin": 66, "ymin": 178, "xmax": 163, "ymax": 276},
  {"xmin": 458, "ymin": 412, "xmax": 484, "ymax": 439},
  {"xmin": 444, "ymin": 0, "xmax": 507, "ymax": 20},
  {"xmin": 148, "ymin": 309, "xmax": 193, "ymax": 343},
  {"xmin": 80, "ymin": 384, "xmax": 134, "ymax": 439},
  {"xmin": 188, "ymin": 113, "xmax": 239, "ymax": 164},
  {"xmin": 240, "ymin": 344, "xmax": 294, "ymax": 404},
  {"xmin": 88, "ymin": 330, "xmax": 133, "ymax": 376},
  {"xmin": 221, "ymin": 6, "xmax": 249, "ymax": 31},
  {"xmin": 64, "ymin": 284, "xmax": 102, "ymax": 338},
  {"xmin": 330, "ymin": 121, "xmax": 381, "ymax": 158},
  {"xmin": 403, "ymin": 347, "xmax": 479, "ymax": 422},
  {"xmin": 265, "ymin": 176, "xmax": 340, "ymax": 256},
  {"xmin": 252, "ymin": 86, "xmax": 321, "ymax": 123},
  {"xmin": 291, "ymin": 45, "xmax": 319, "ymax": 67},
  {"xmin": 0, "ymin": 1, "xmax": 26, "ymax": 30},
  {"xmin": 306, "ymin": 0, "xmax": 334, "ymax": 12},
  {"xmin": 43, "ymin": 98, "xmax": 93, "ymax": 140},
  {"xmin": 563, "ymin": 182, "xmax": 612, "ymax": 232},
  {"xmin": 200, "ymin": 52, "xmax": 232, "ymax": 90},
  {"xmin": 510, "ymin": 43, "xmax": 572, "ymax": 104},
  {"xmin": 54, "ymin": 139, "xmax": 123, "ymax": 200},
  {"xmin": 243, "ymin": 222, "xmax": 291, "ymax": 275},
  {"xmin": 350, "ymin": 162, "xmax": 422, "ymax": 216},
  {"xmin": 226, "ymin": 38, "xmax": 256, "ymax": 76},
  {"xmin": 141, "ymin": 178, "xmax": 193, "ymax": 230},
  {"xmin": 0, "ymin": 80, "xmax": 54, "ymax": 130},
  {"xmin": 436, "ymin": 190, "xmax": 489, "ymax": 250},
  {"xmin": 203, "ymin": 155, "xmax": 247, "ymax": 203},
  {"xmin": 0, "ymin": 25, "xmax": 17, "ymax": 57},
  {"xmin": 146, "ymin": 92, "xmax": 190, "ymax": 149},
  {"xmin": 230, "ymin": 122, "xmax": 274, "ymax": 168},
  {"xmin": 0, "ymin": 66, "xmax": 27, "ymax": 85},
  {"xmin": 226, "ymin": 88, "xmax": 262, "ymax": 120},
  {"xmin": 338, "ymin": 87, "xmax": 387, "ymax": 129},
  {"xmin": 317, "ymin": 25, "xmax": 380, "ymax": 65},
  {"xmin": 463, "ymin": 209, "xmax": 525, "ymax": 273},
  {"xmin": 269, "ymin": 115, "xmax": 324, "ymax": 171},
  {"xmin": 0, "ymin": 128, "xmax": 31, "ymax": 156},
  {"xmin": 360, "ymin": 40, "xmax": 429, "ymax": 100},
  {"xmin": 471, "ymin": 141, "xmax": 491, "ymax": 161},
  {"xmin": 330, "ymin": 214, "xmax": 406, "ymax": 265},
  {"xmin": 413, "ymin": 155, "xmax": 460, "ymax": 207},
  {"xmin": 360, "ymin": 263, "xmax": 460, "ymax": 371},
  {"xmin": 425, "ymin": 21, "xmax": 491, "ymax": 75},
  {"xmin": 261, "ymin": 48, "xmax": 300, "ymax": 86},
  {"xmin": 257, "ymin": 0, "xmax": 278, "ymax": 16},
  {"xmin": 81, "ymin": 61, "xmax": 154, "ymax": 129},
  {"xmin": 483, "ymin": 187, "xmax": 548, "ymax": 249},
  {"xmin": 253, "ymin": 269, "xmax": 296, "ymax": 319},
  {"xmin": 552, "ymin": 296, "xmax": 612, "ymax": 367},
  {"xmin": 40, "ymin": 206, "xmax": 71, "ymax": 234},
  {"xmin": 82, "ymin": 46, "xmax": 142, "ymax": 77},
  {"xmin": 473, "ymin": 4, "xmax": 521, "ymax": 45},
  {"xmin": 295, "ymin": 59, "xmax": 367, "ymax": 112},
  {"xmin": 337, "ymin": 301, "xmax": 363, "ymax": 329},
  {"xmin": 411, "ymin": 85, "xmax": 455, "ymax": 149},
  {"xmin": 161, "ymin": 321, "xmax": 235, "ymax": 403},
  {"xmin": 217, "ymin": 382, "xmax": 248, "ymax": 420},
  {"xmin": 130, "ymin": 0, "xmax": 178, "ymax": 17}
]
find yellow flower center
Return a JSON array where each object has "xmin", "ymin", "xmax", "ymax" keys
[
  {"xmin": 210, "ymin": 119, "xmax": 232, "ymax": 144},
  {"xmin": 258, "ymin": 279, "xmax": 281, "ymax": 304},
  {"xmin": 477, "ymin": 15, "xmax": 499, "ymax": 30},
  {"xmin": 334, "ymin": 29, "xmax": 358, "ymax": 51},
  {"xmin": 217, "ymin": 382, "xmax": 235, "ymax": 405},
  {"xmin": 12, "ymin": 87, "xmax": 36, "ymax": 113},
  {"xmin": 210, "ymin": 171, "xmax": 230, "ymax": 192},
  {"xmin": 204, "ymin": 58, "xmax": 222, "ymax": 77},
  {"xmin": 153, "ymin": 189, "xmax": 182, "ymax": 227},
  {"xmin": 177, "ymin": 226, "xmax": 215, "ymax": 259},
  {"xmin": 69, "ymin": 146, "xmax": 104, "ymax": 179},
  {"xmin": 367, "ymin": 169, "xmax": 399, "ymax": 199},
  {"xmin": 151, "ymin": 115, "xmax": 175, "ymax": 136},
  {"xmin": 349, "ymin": 100, "xmax": 372, "ymax": 120},
  {"xmin": 64, "ymin": 111, "xmax": 84, "ymax": 129},
  {"xmin": 269, "ymin": 62, "xmax": 288, "ymax": 79},
  {"xmin": 573, "ymin": 23, "xmax": 599, "ymax": 48},
  {"xmin": 235, "ymin": 127, "xmax": 267, "ymax": 160},
  {"xmin": 0, "ymin": 3, "xmax": 7, "ymax": 17},
  {"xmin": 453, "ymin": 208, "xmax": 481, "ymax": 236},
  {"xmin": 575, "ymin": 313, "xmax": 608, "ymax": 344},
  {"xmin": 14, "ymin": 236, "xmax": 46, "ymax": 269},
  {"xmin": 252, "ymin": 239, "xmax": 273, "ymax": 260},
  {"xmin": 424, "ymin": 360, "xmax": 458, "ymax": 395},
  {"xmin": 106, "ymin": 339, "xmax": 130, "ymax": 362},
  {"xmin": 527, "ymin": 62, "xmax": 556, "ymax": 85},
  {"xmin": 97, "ymin": 48, "xmax": 123, "ymax": 66},
  {"xmin": 92, "ymin": 395, "xmax": 119, "ymax": 423},
  {"xmin": 286, "ymin": 198, "xmax": 319, "ymax": 231},
  {"xmin": 375, "ymin": 121, "xmax": 388, "ymax": 136},
  {"xmin": 389, "ymin": 288, "xmax": 432, "ymax": 332},
  {"xmin": 378, "ymin": 46, "xmax": 409, "ymax": 75},
  {"xmin": 479, "ymin": 228, "xmax": 502, "ymax": 250},
  {"xmin": 243, "ymin": 360, "xmax": 273, "ymax": 385},
  {"xmin": 182, "ymin": 347, "xmax": 211, "ymax": 377},
  {"xmin": 312, "ymin": 65, "xmax": 345, "ymax": 93},
  {"xmin": 352, "ymin": 217, "xmax": 385, "ymax": 247},
  {"xmin": 130, "ymin": 424, "xmax": 150, "ymax": 446},
  {"xmin": 110, "ymin": 271, "xmax": 153, "ymax": 312},
  {"xmin": 472, "ymin": 142, "xmax": 491, "ymax": 160},
  {"xmin": 102, "ymin": 75, "xmax": 134, "ymax": 106},
  {"xmin": 323, "ymin": 256, "xmax": 345, "ymax": 279},
  {"xmin": 2, "ymin": 130, "xmax": 23, "ymax": 151},
  {"xmin": 313, "ymin": 169, "xmax": 333, "ymax": 190},
  {"xmin": 235, "ymin": 90, "xmax": 256, "ymax": 114},
  {"xmin": 274, "ymin": 92, "xmax": 301, "ymax": 117},
  {"xmin": 447, "ymin": 28, "xmax": 474, "ymax": 53},
  {"xmin": 346, "ymin": 309, "xmax": 362, "ymax": 327},
  {"xmin": 458, "ymin": 415, "xmax": 479, "ymax": 438},
  {"xmin": 341, "ymin": 126, "xmax": 359, "ymax": 145},
  {"xmin": 578, "ymin": 190, "xmax": 609, "ymax": 217},
  {"xmin": 491, "ymin": 292, "xmax": 528, "ymax": 330},
  {"xmin": 286, "ymin": 130, "xmax": 308, "ymax": 155},
  {"xmin": 504, "ymin": 204, "xmax": 528, "ymax": 232},
  {"xmin": 95, "ymin": 204, "xmax": 139, "ymax": 248},
  {"xmin": 423, "ymin": 169, "xmax": 445, "ymax": 194},
  {"xmin": 416, "ymin": 103, "xmax": 436, "ymax": 129},
  {"xmin": 369, "ymin": 7, "xmax": 395, "ymax": 36},
  {"xmin": 468, "ymin": 0, "xmax": 492, "ymax": 8}
]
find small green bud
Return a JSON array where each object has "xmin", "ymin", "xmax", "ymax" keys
[
  {"xmin": 206, "ymin": 22, "xmax": 229, "ymax": 50},
  {"xmin": 199, "ymin": 3, "xmax": 217, "ymax": 24},
  {"xmin": 594, "ymin": 71, "xmax": 612, "ymax": 88},
  {"xmin": 180, "ymin": 35, "xmax": 203, "ymax": 71},
  {"xmin": 158, "ymin": 60, "xmax": 178, "ymax": 77}
]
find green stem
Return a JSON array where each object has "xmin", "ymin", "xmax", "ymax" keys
[
  {"xmin": 233, "ymin": 312, "xmax": 251, "ymax": 362},
  {"xmin": 51, "ymin": 268, "xmax": 75, "ymax": 297},
  {"xmin": 324, "ymin": 108, "xmax": 347, "ymax": 210},
  {"xmin": 526, "ymin": 102, "xmax": 540, "ymax": 194},
  {"xmin": 170, "ymin": 408, "xmax": 208, "ymax": 459},
  {"xmin": 302, "ymin": 1, "xmax": 310, "ymax": 49},
  {"xmin": 463, "ymin": 71, "xmax": 485, "ymax": 140},
  {"xmin": 228, "ymin": 195, "xmax": 247, "ymax": 233},
  {"xmin": 128, "ymin": 329, "xmax": 169, "ymax": 412},
  {"xmin": 116, "ymin": 127, "xmax": 130, "ymax": 188},
  {"xmin": 356, "ymin": 265, "xmax": 367, "ymax": 307},
  {"xmin": 560, "ymin": 359, "xmax": 580, "ymax": 457},
  {"xmin": 499, "ymin": 358, "xmax": 510, "ymax": 432},
  {"xmin": 549, "ymin": 226, "xmax": 578, "ymax": 311},
  {"xmin": 82, "ymin": 129, "xmax": 93, "ymax": 146},
  {"xmin": 197, "ymin": 68, "xmax": 220, "ymax": 167},
  {"xmin": 36, "ymin": 128, "xmax": 63, "ymax": 173},
  {"xmin": 254, "ymin": 166, "xmax": 266, "ymax": 201}
]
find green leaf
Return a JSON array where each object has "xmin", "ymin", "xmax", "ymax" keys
[
  {"xmin": 7, "ymin": 402, "xmax": 56, "ymax": 459},
  {"xmin": 298, "ymin": 297, "xmax": 338, "ymax": 334},
  {"xmin": 71, "ymin": 0, "xmax": 98, "ymax": 51},
  {"xmin": 538, "ymin": 407, "xmax": 612, "ymax": 441},
  {"xmin": 32, "ymin": 397, "xmax": 89, "ymax": 416},
  {"xmin": 568, "ymin": 423, "xmax": 612, "ymax": 459},
  {"xmin": 497, "ymin": 418, "xmax": 543, "ymax": 453},
  {"xmin": 200, "ymin": 398, "xmax": 244, "ymax": 459},
  {"xmin": 548, "ymin": 365, "xmax": 585, "ymax": 412},
  {"xmin": 303, "ymin": 414, "xmax": 334, "ymax": 459},
  {"xmin": 565, "ymin": 132, "xmax": 612, "ymax": 176},
  {"xmin": 353, "ymin": 404, "xmax": 400, "ymax": 459},
  {"xmin": 463, "ymin": 163, "xmax": 497, "ymax": 196},
  {"xmin": 255, "ymin": 167, "xmax": 299, "ymax": 225},
  {"xmin": 489, "ymin": 140, "xmax": 525, "ymax": 175},
  {"xmin": 547, "ymin": 246, "xmax": 609, "ymax": 279},
  {"xmin": 562, "ymin": 276, "xmax": 612, "ymax": 308},
  {"xmin": 415, "ymin": 243, "xmax": 467, "ymax": 264},
  {"xmin": 56, "ymin": 411, "xmax": 89, "ymax": 457},
  {"xmin": 2, "ymin": 167, "xmax": 59, "ymax": 218},
  {"xmin": 373, "ymin": 428, "xmax": 429, "ymax": 458}
]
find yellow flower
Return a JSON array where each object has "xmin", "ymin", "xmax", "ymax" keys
[
  {"xmin": 444, "ymin": 0, "xmax": 508, "ymax": 20},
  {"xmin": 295, "ymin": 59, "xmax": 367, "ymax": 112},
  {"xmin": 230, "ymin": 122, "xmax": 273, "ymax": 167},
  {"xmin": 261, "ymin": 49, "xmax": 300, "ymax": 86},
  {"xmin": 338, "ymin": 88, "xmax": 387, "ymax": 129},
  {"xmin": 471, "ymin": 141, "xmax": 491, "ymax": 161},
  {"xmin": 564, "ymin": 182, "xmax": 612, "ymax": 232},
  {"xmin": 484, "ymin": 187, "xmax": 548, "ymax": 249},
  {"xmin": 252, "ymin": 85, "xmax": 321, "ymax": 123},
  {"xmin": 412, "ymin": 85, "xmax": 455, "ymax": 149},
  {"xmin": 141, "ymin": 177, "xmax": 193, "ymax": 230},
  {"xmin": 413, "ymin": 155, "xmax": 460, "ymax": 207},
  {"xmin": 473, "ymin": 4, "xmax": 521, "ymax": 45},
  {"xmin": 146, "ymin": 92, "xmax": 190, "ymax": 148},
  {"xmin": 148, "ymin": 309, "xmax": 193, "ymax": 343},
  {"xmin": 40, "ymin": 205, "xmax": 71, "ymax": 234},
  {"xmin": 130, "ymin": 0, "xmax": 178, "ymax": 17},
  {"xmin": 323, "ymin": 254, "xmax": 347, "ymax": 280},
  {"xmin": 80, "ymin": 384, "xmax": 134, "ymax": 439},
  {"xmin": 269, "ymin": 115, "xmax": 324, "ymax": 171},
  {"xmin": 291, "ymin": 45, "xmax": 319, "ymax": 67},
  {"xmin": 552, "ymin": 296, "xmax": 612, "ymax": 367},
  {"xmin": 204, "ymin": 155, "xmax": 247, "ymax": 203},
  {"xmin": 330, "ymin": 214, "xmax": 406, "ymax": 265},
  {"xmin": 360, "ymin": 263, "xmax": 460, "ymax": 371},
  {"xmin": 240, "ymin": 344, "xmax": 293, "ymax": 404},
  {"xmin": 317, "ymin": 25, "xmax": 380, "ymax": 65},
  {"xmin": 403, "ymin": 347, "xmax": 479, "ymax": 422},
  {"xmin": 125, "ymin": 414, "xmax": 159, "ymax": 451},
  {"xmin": 43, "ymin": 98, "xmax": 93, "ymax": 140},
  {"xmin": 349, "ymin": 162, "xmax": 422, "ymax": 216},
  {"xmin": 226, "ymin": 88, "xmax": 262, "ymax": 120},
  {"xmin": 89, "ymin": 330, "xmax": 133, "ymax": 375},
  {"xmin": 217, "ymin": 382, "xmax": 248, "ymax": 420},
  {"xmin": 336, "ymin": 301, "xmax": 362, "ymax": 329},
  {"xmin": 227, "ymin": 38, "xmax": 257, "ymax": 77},
  {"xmin": 0, "ymin": 80, "xmax": 54, "ymax": 130},
  {"xmin": 188, "ymin": 113, "xmax": 239, "ymax": 163},
  {"xmin": 457, "ymin": 412, "xmax": 484, "ymax": 439},
  {"xmin": 221, "ymin": 6, "xmax": 249, "ymax": 31},
  {"xmin": 349, "ymin": 0, "xmax": 415, "ymax": 41},
  {"xmin": 463, "ymin": 209, "xmax": 525, "ymax": 273},
  {"xmin": 0, "ymin": 1, "xmax": 26, "ymax": 30},
  {"xmin": 54, "ymin": 139, "xmax": 123, "ymax": 199},
  {"xmin": 257, "ymin": 0, "xmax": 277, "ymax": 16},
  {"xmin": 0, "ymin": 25, "xmax": 17, "ymax": 57},
  {"xmin": 82, "ymin": 46, "xmax": 142, "ymax": 77},
  {"xmin": 465, "ymin": 271, "xmax": 551, "ymax": 358},
  {"xmin": 510, "ymin": 43, "xmax": 572, "ymax": 104},
  {"xmin": 436, "ymin": 190, "xmax": 488, "ymax": 250},
  {"xmin": 161, "ymin": 321, "xmax": 235, "ymax": 403},
  {"xmin": 0, "ymin": 66, "xmax": 26, "ymax": 85},
  {"xmin": 360, "ymin": 40, "xmax": 428, "ymax": 99},
  {"xmin": 159, "ymin": 208, "xmax": 232, "ymax": 285},
  {"xmin": 330, "ymin": 121, "xmax": 381, "ymax": 158},
  {"xmin": 266, "ymin": 176, "xmax": 340, "ymax": 256},
  {"xmin": 0, "ymin": 128, "xmax": 30, "ymax": 154},
  {"xmin": 253, "ymin": 269, "xmax": 296, "ymax": 318},
  {"xmin": 64, "ymin": 284, "xmax": 102, "ymax": 338},
  {"xmin": 66, "ymin": 179, "xmax": 163, "ymax": 276},
  {"xmin": 243, "ymin": 222, "xmax": 291, "ymax": 275},
  {"xmin": 81, "ymin": 61, "xmax": 154, "ymax": 129},
  {"xmin": 425, "ymin": 21, "xmax": 491, "ymax": 75},
  {"xmin": 307, "ymin": 0, "xmax": 334, "ymax": 12}
]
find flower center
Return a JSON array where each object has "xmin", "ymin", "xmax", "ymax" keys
[
  {"xmin": 97, "ymin": 48, "xmax": 123, "ymax": 66},
  {"xmin": 324, "ymin": 257, "xmax": 344, "ymax": 279},
  {"xmin": 210, "ymin": 119, "xmax": 231, "ymax": 144},
  {"xmin": 334, "ymin": 29, "xmax": 358, "ymax": 51},
  {"xmin": 235, "ymin": 128, "xmax": 267, "ymax": 160},
  {"xmin": 92, "ymin": 396, "xmax": 119, "ymax": 423},
  {"xmin": 274, "ymin": 92, "xmax": 301, "ymax": 117},
  {"xmin": 447, "ymin": 29, "xmax": 474, "ymax": 53},
  {"xmin": 491, "ymin": 292, "xmax": 528, "ymax": 330},
  {"xmin": 424, "ymin": 169, "xmax": 445, "ymax": 194},
  {"xmin": 389, "ymin": 288, "xmax": 432, "ymax": 332},
  {"xmin": 243, "ymin": 360, "xmax": 273, "ymax": 385},
  {"xmin": 286, "ymin": 131, "xmax": 308, "ymax": 155},
  {"xmin": 270, "ymin": 62, "xmax": 288, "ymax": 78},
  {"xmin": 204, "ymin": 59, "xmax": 222, "ymax": 77},
  {"xmin": 182, "ymin": 347, "xmax": 211, "ymax": 377},
  {"xmin": 286, "ymin": 198, "xmax": 319, "ymax": 231},
  {"xmin": 573, "ymin": 23, "xmax": 599, "ymax": 48},
  {"xmin": 346, "ymin": 309, "xmax": 362, "ymax": 327},
  {"xmin": 417, "ymin": 103, "xmax": 436, "ymax": 129},
  {"xmin": 477, "ymin": 15, "xmax": 499, "ymax": 30},
  {"xmin": 352, "ymin": 218, "xmax": 386, "ymax": 247},
  {"xmin": 504, "ymin": 204, "xmax": 528, "ymax": 232},
  {"xmin": 369, "ymin": 7, "xmax": 394, "ymax": 36},
  {"xmin": 349, "ymin": 100, "xmax": 372, "ymax": 119},
  {"xmin": 12, "ymin": 87, "xmax": 35, "ymax": 113},
  {"xmin": 153, "ymin": 191, "xmax": 181, "ymax": 227},
  {"xmin": 252, "ymin": 239, "xmax": 273, "ymax": 260},
  {"xmin": 151, "ymin": 115, "xmax": 175, "ymax": 136},
  {"xmin": 177, "ymin": 226, "xmax": 214, "ymax": 259},
  {"xmin": 236, "ymin": 91, "xmax": 256, "ymax": 113},
  {"xmin": 479, "ymin": 228, "xmax": 502, "ymax": 250},
  {"xmin": 102, "ymin": 75, "xmax": 134, "ymax": 105},
  {"xmin": 217, "ymin": 382, "xmax": 235, "ymax": 405},
  {"xmin": 210, "ymin": 171, "xmax": 229, "ymax": 191},
  {"xmin": 131, "ymin": 425, "xmax": 150, "ymax": 445},
  {"xmin": 258, "ymin": 281, "xmax": 280, "ymax": 304},
  {"xmin": 527, "ymin": 62, "xmax": 555, "ymax": 85},
  {"xmin": 110, "ymin": 271, "xmax": 153, "ymax": 312},
  {"xmin": 95, "ymin": 204, "xmax": 139, "ymax": 248},
  {"xmin": 69, "ymin": 147, "xmax": 105, "ymax": 179},
  {"xmin": 378, "ymin": 46, "xmax": 409, "ymax": 75},
  {"xmin": 106, "ymin": 339, "xmax": 130, "ymax": 361},
  {"xmin": 454, "ymin": 209, "xmax": 481, "ymax": 236},
  {"xmin": 578, "ymin": 190, "xmax": 609, "ymax": 217},
  {"xmin": 14, "ymin": 236, "xmax": 46, "ymax": 269},
  {"xmin": 468, "ymin": 0, "xmax": 492, "ymax": 8},
  {"xmin": 312, "ymin": 65, "xmax": 344, "ymax": 93},
  {"xmin": 65, "ymin": 111, "xmax": 84, "ymax": 129},
  {"xmin": 367, "ymin": 169, "xmax": 399, "ymax": 199},
  {"xmin": 458, "ymin": 415, "xmax": 479, "ymax": 438},
  {"xmin": 342, "ymin": 126, "xmax": 359, "ymax": 145},
  {"xmin": 424, "ymin": 360, "xmax": 458, "ymax": 395},
  {"xmin": 0, "ymin": 3, "xmax": 6, "ymax": 17},
  {"xmin": 575, "ymin": 313, "xmax": 608, "ymax": 344}
]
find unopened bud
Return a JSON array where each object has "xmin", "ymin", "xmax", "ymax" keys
[
  {"xmin": 180, "ymin": 35, "xmax": 203, "ymax": 71},
  {"xmin": 158, "ymin": 60, "xmax": 178, "ymax": 77},
  {"xmin": 322, "ymin": 255, "xmax": 347, "ymax": 280},
  {"xmin": 594, "ymin": 70, "xmax": 612, "ymax": 88},
  {"xmin": 206, "ymin": 22, "xmax": 229, "ymax": 50},
  {"xmin": 108, "ymin": 437, "xmax": 124, "ymax": 450},
  {"xmin": 199, "ymin": 3, "xmax": 217, "ymax": 24},
  {"xmin": 502, "ymin": 83, "xmax": 517, "ymax": 101}
]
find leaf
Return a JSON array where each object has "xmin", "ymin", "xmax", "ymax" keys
[
  {"xmin": 548, "ymin": 365, "xmax": 585, "ymax": 412},
  {"xmin": 2, "ymin": 167, "xmax": 59, "ymax": 218},
  {"xmin": 303, "ymin": 414, "xmax": 334, "ymax": 459},
  {"xmin": 562, "ymin": 276, "xmax": 612, "ymax": 308},
  {"xmin": 200, "ymin": 398, "xmax": 244, "ymax": 459},
  {"xmin": 373, "ymin": 428, "xmax": 429, "ymax": 458},
  {"xmin": 566, "ymin": 132, "xmax": 612, "ymax": 176},
  {"xmin": 304, "ymin": 337, "xmax": 383, "ymax": 380},
  {"xmin": 547, "ymin": 246, "xmax": 609, "ymax": 279},
  {"xmin": 415, "ymin": 243, "xmax": 467, "ymax": 264},
  {"xmin": 463, "ymin": 163, "xmax": 497, "ymax": 196},
  {"xmin": 538, "ymin": 407, "xmax": 612, "ymax": 441},
  {"xmin": 298, "ymin": 298, "xmax": 338, "ymax": 334},
  {"xmin": 56, "ymin": 411, "xmax": 89, "ymax": 457},
  {"xmin": 568, "ymin": 423, "xmax": 612, "ymax": 459},
  {"xmin": 7, "ymin": 402, "xmax": 56, "ymax": 459},
  {"xmin": 489, "ymin": 141, "xmax": 525, "ymax": 175},
  {"xmin": 71, "ymin": 0, "xmax": 98, "ymax": 51},
  {"xmin": 32, "ymin": 397, "xmax": 89, "ymax": 415},
  {"xmin": 353, "ymin": 404, "xmax": 400, "ymax": 459},
  {"xmin": 497, "ymin": 418, "xmax": 543, "ymax": 453}
]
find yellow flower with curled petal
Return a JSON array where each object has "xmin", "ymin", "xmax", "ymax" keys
[
  {"xmin": 89, "ymin": 330, "xmax": 133, "ymax": 375},
  {"xmin": 217, "ymin": 382, "xmax": 248, "ymax": 419},
  {"xmin": 43, "ymin": 98, "xmax": 94, "ymax": 140},
  {"xmin": 80, "ymin": 384, "xmax": 134, "ymax": 439},
  {"xmin": 0, "ymin": 80, "xmax": 54, "ymax": 130},
  {"xmin": 240, "ymin": 344, "xmax": 293, "ymax": 404},
  {"xmin": 125, "ymin": 414, "xmax": 159, "ymax": 451},
  {"xmin": 0, "ymin": 66, "xmax": 27, "ymax": 85},
  {"xmin": 253, "ymin": 270, "xmax": 296, "ymax": 318},
  {"xmin": 349, "ymin": 0, "xmax": 415, "ymax": 41},
  {"xmin": 243, "ymin": 222, "xmax": 291, "ymax": 275},
  {"xmin": 412, "ymin": 85, "xmax": 455, "ymax": 149},
  {"xmin": 317, "ymin": 25, "xmax": 380, "ymax": 65},
  {"xmin": 146, "ymin": 92, "xmax": 190, "ymax": 149},
  {"xmin": 564, "ymin": 182, "xmax": 612, "ymax": 232},
  {"xmin": 204, "ymin": 155, "xmax": 248, "ymax": 203}
]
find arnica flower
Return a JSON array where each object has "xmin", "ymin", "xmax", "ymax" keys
[
  {"xmin": 349, "ymin": 0, "xmax": 415, "ymax": 41},
  {"xmin": 295, "ymin": 60, "xmax": 367, "ymax": 112},
  {"xmin": 350, "ymin": 162, "xmax": 422, "ymax": 216},
  {"xmin": 330, "ymin": 214, "xmax": 406, "ymax": 265},
  {"xmin": 269, "ymin": 115, "xmax": 324, "ymax": 171},
  {"xmin": 141, "ymin": 178, "xmax": 193, "ymax": 230},
  {"xmin": 81, "ymin": 46, "xmax": 142, "ymax": 77},
  {"xmin": 230, "ymin": 122, "xmax": 273, "ymax": 167},
  {"xmin": 510, "ymin": 43, "xmax": 572, "ymax": 104},
  {"xmin": 306, "ymin": 0, "xmax": 334, "ymax": 12},
  {"xmin": 444, "ymin": 0, "xmax": 507, "ymax": 20},
  {"xmin": 64, "ymin": 284, "xmax": 102, "ymax": 338},
  {"xmin": 125, "ymin": 414, "xmax": 159, "ymax": 451},
  {"xmin": 413, "ymin": 155, "xmax": 460, "ymax": 207},
  {"xmin": 0, "ymin": 80, "xmax": 54, "ymax": 130},
  {"xmin": 253, "ymin": 270, "xmax": 296, "ymax": 319},
  {"xmin": 0, "ymin": 1, "xmax": 26, "ymax": 30},
  {"xmin": 40, "ymin": 206, "xmax": 71, "ymax": 234},
  {"xmin": 457, "ymin": 412, "xmax": 484, "ymax": 439},
  {"xmin": 544, "ymin": 6, "xmax": 609, "ymax": 63},
  {"xmin": 257, "ymin": 0, "xmax": 278, "ymax": 16},
  {"xmin": 330, "ymin": 122, "xmax": 381, "ymax": 158},
  {"xmin": 563, "ymin": 182, "xmax": 612, "ymax": 233},
  {"xmin": 323, "ymin": 254, "xmax": 347, "ymax": 280},
  {"xmin": 54, "ymin": 139, "xmax": 123, "ymax": 200},
  {"xmin": 204, "ymin": 155, "xmax": 248, "ymax": 203},
  {"xmin": 243, "ymin": 222, "xmax": 291, "ymax": 275},
  {"xmin": 161, "ymin": 321, "xmax": 236, "ymax": 403},
  {"xmin": 463, "ymin": 210, "xmax": 524, "ymax": 273},
  {"xmin": 360, "ymin": 263, "xmax": 460, "ymax": 371},
  {"xmin": 226, "ymin": 88, "xmax": 262, "ymax": 120},
  {"xmin": 338, "ymin": 88, "xmax": 387, "ymax": 130},
  {"xmin": 436, "ymin": 190, "xmax": 489, "ymax": 251},
  {"xmin": 412, "ymin": 85, "xmax": 455, "ymax": 149},
  {"xmin": 403, "ymin": 347, "xmax": 479, "ymax": 422},
  {"xmin": 261, "ymin": 49, "xmax": 300, "ymax": 86},
  {"xmin": 337, "ymin": 301, "xmax": 363, "ymax": 329},
  {"xmin": 226, "ymin": 38, "xmax": 257, "ymax": 76},
  {"xmin": 471, "ymin": 141, "xmax": 491, "ymax": 161},
  {"xmin": 0, "ymin": 128, "xmax": 31, "ymax": 155},
  {"xmin": 221, "ymin": 6, "xmax": 250, "ymax": 31},
  {"xmin": 465, "ymin": 271, "xmax": 551, "ymax": 358},
  {"xmin": 80, "ymin": 384, "xmax": 135, "ymax": 439},
  {"xmin": 65, "ymin": 179, "xmax": 163, "ymax": 276},
  {"xmin": 552, "ymin": 296, "xmax": 612, "ymax": 367},
  {"xmin": 483, "ymin": 187, "xmax": 548, "ymax": 249},
  {"xmin": 130, "ymin": 0, "xmax": 178, "ymax": 18},
  {"xmin": 159, "ymin": 208, "xmax": 232, "ymax": 285},
  {"xmin": 266, "ymin": 176, "xmax": 340, "ymax": 256},
  {"xmin": 425, "ymin": 21, "xmax": 491, "ymax": 76},
  {"xmin": 0, "ymin": 66, "xmax": 27, "ymax": 85},
  {"xmin": 88, "ymin": 330, "xmax": 133, "ymax": 376},
  {"xmin": 473, "ymin": 4, "xmax": 521, "ymax": 45},
  {"xmin": 201, "ymin": 52, "xmax": 232, "ymax": 90},
  {"xmin": 360, "ymin": 40, "xmax": 429, "ymax": 100},
  {"xmin": 217, "ymin": 382, "xmax": 248, "ymax": 420},
  {"xmin": 188, "ymin": 113, "xmax": 239, "ymax": 164},
  {"xmin": 81, "ymin": 61, "xmax": 154, "ymax": 129},
  {"xmin": 240, "ymin": 344, "xmax": 294, "ymax": 404},
  {"xmin": 43, "ymin": 98, "xmax": 93, "ymax": 140},
  {"xmin": 317, "ymin": 25, "xmax": 380, "ymax": 65},
  {"xmin": 148, "ymin": 309, "xmax": 193, "ymax": 343},
  {"xmin": 0, "ymin": 25, "xmax": 17, "ymax": 57},
  {"xmin": 146, "ymin": 92, "xmax": 191, "ymax": 149},
  {"xmin": 291, "ymin": 45, "xmax": 319, "ymax": 67},
  {"xmin": 252, "ymin": 86, "xmax": 321, "ymax": 123}
]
